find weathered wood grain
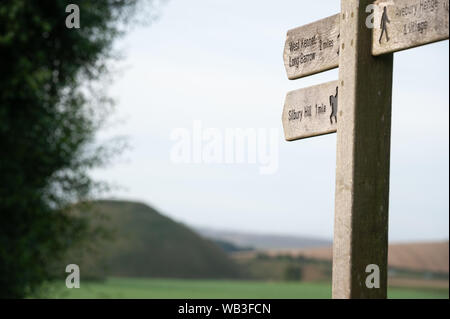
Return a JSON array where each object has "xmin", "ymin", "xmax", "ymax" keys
[
  {"xmin": 283, "ymin": 14, "xmax": 340, "ymax": 80},
  {"xmin": 282, "ymin": 81, "xmax": 339, "ymax": 141},
  {"xmin": 372, "ymin": 0, "xmax": 449, "ymax": 55},
  {"xmin": 332, "ymin": 0, "xmax": 393, "ymax": 299}
]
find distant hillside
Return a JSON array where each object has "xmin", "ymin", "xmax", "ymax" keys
[
  {"xmin": 64, "ymin": 200, "xmax": 243, "ymax": 279},
  {"xmin": 233, "ymin": 241, "xmax": 449, "ymax": 274},
  {"xmin": 212, "ymin": 240, "xmax": 254, "ymax": 253},
  {"xmin": 195, "ymin": 227, "xmax": 332, "ymax": 250},
  {"xmin": 388, "ymin": 241, "xmax": 449, "ymax": 274}
]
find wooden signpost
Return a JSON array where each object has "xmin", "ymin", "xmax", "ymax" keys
[{"xmin": 281, "ymin": 0, "xmax": 448, "ymax": 299}]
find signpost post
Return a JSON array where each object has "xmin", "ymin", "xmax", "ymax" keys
[{"xmin": 281, "ymin": 0, "xmax": 448, "ymax": 299}]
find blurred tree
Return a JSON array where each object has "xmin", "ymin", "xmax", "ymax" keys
[
  {"xmin": 0, "ymin": 0, "xmax": 160, "ymax": 298},
  {"xmin": 283, "ymin": 265, "xmax": 303, "ymax": 282}
]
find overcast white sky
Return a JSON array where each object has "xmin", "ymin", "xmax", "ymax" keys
[{"xmin": 92, "ymin": 0, "xmax": 449, "ymax": 242}]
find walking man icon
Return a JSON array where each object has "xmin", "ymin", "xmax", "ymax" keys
[
  {"xmin": 379, "ymin": 6, "xmax": 390, "ymax": 44},
  {"xmin": 330, "ymin": 86, "xmax": 338, "ymax": 124}
]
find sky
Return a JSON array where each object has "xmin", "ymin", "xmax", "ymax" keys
[{"xmin": 92, "ymin": 0, "xmax": 449, "ymax": 242}]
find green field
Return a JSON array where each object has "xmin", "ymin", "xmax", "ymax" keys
[{"xmin": 40, "ymin": 278, "xmax": 449, "ymax": 299}]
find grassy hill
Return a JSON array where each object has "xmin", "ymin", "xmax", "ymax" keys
[{"xmin": 63, "ymin": 200, "xmax": 243, "ymax": 280}]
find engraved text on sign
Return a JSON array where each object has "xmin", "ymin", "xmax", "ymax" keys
[
  {"xmin": 282, "ymin": 81, "xmax": 339, "ymax": 141},
  {"xmin": 283, "ymin": 14, "xmax": 340, "ymax": 80},
  {"xmin": 373, "ymin": 0, "xmax": 449, "ymax": 55}
]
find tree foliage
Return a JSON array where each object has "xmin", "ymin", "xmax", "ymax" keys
[{"xmin": 0, "ymin": 0, "xmax": 154, "ymax": 298}]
